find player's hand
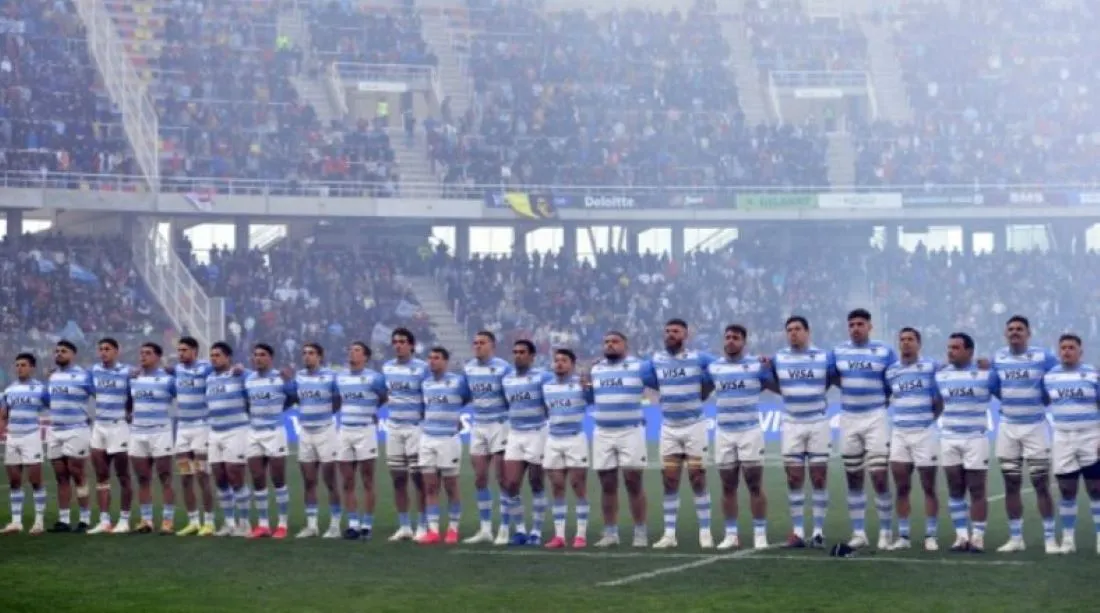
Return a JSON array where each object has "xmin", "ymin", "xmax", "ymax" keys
[
  {"xmin": 279, "ymin": 366, "xmax": 295, "ymax": 380},
  {"xmin": 46, "ymin": 365, "xmax": 57, "ymax": 376},
  {"xmin": 231, "ymin": 363, "xmax": 246, "ymax": 376},
  {"xmin": 0, "ymin": 421, "xmax": 7, "ymax": 442},
  {"xmin": 580, "ymin": 373, "xmax": 593, "ymax": 389},
  {"xmin": 758, "ymin": 355, "xmax": 772, "ymax": 367},
  {"xmin": 976, "ymin": 357, "xmax": 991, "ymax": 370},
  {"xmin": 129, "ymin": 367, "xmax": 141, "ymax": 378},
  {"xmin": 164, "ymin": 364, "xmax": 177, "ymax": 376}
]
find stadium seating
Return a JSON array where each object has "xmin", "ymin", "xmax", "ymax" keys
[
  {"xmin": 308, "ymin": 2, "xmax": 435, "ymax": 67},
  {"xmin": 745, "ymin": 0, "xmax": 867, "ymax": 73}
]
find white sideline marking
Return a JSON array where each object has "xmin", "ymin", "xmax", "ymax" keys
[
  {"xmin": 749, "ymin": 553, "xmax": 1033, "ymax": 567},
  {"xmin": 452, "ymin": 550, "xmax": 711, "ymax": 560},
  {"xmin": 595, "ymin": 547, "xmax": 771, "ymax": 588}
]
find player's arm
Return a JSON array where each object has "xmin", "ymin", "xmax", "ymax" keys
[
  {"xmin": 282, "ymin": 378, "xmax": 299, "ymax": 411},
  {"xmin": 0, "ymin": 393, "xmax": 9, "ymax": 439},
  {"xmin": 988, "ymin": 369, "xmax": 1002, "ymax": 400},
  {"xmin": 760, "ymin": 362, "xmax": 780, "ymax": 394},
  {"xmin": 930, "ymin": 375, "xmax": 944, "ymax": 419},
  {"xmin": 373, "ymin": 375, "xmax": 389, "ymax": 407},
  {"xmin": 699, "ymin": 353, "xmax": 715, "ymax": 400},
  {"xmin": 458, "ymin": 375, "xmax": 472, "ymax": 406},
  {"xmin": 825, "ymin": 350, "xmax": 841, "ymax": 389},
  {"xmin": 640, "ymin": 359, "xmax": 659, "ymax": 390},
  {"xmin": 329, "ymin": 374, "xmax": 341, "ymax": 413}
]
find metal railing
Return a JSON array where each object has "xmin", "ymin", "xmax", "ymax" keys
[
  {"xmin": 770, "ymin": 70, "xmax": 870, "ymax": 89},
  {"xmin": 75, "ymin": 0, "xmax": 160, "ymax": 191},
  {"xmin": 131, "ymin": 218, "xmax": 225, "ymax": 352},
  {"xmin": 331, "ymin": 62, "xmax": 441, "ymax": 100}
]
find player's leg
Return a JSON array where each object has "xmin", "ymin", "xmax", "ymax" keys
[
  {"xmin": 545, "ymin": 465, "xmax": 568, "ymax": 547},
  {"xmin": 359, "ymin": 457, "xmax": 376, "ymax": 538},
  {"xmin": 3, "ymin": 463, "xmax": 25, "ymax": 533},
  {"xmin": 781, "ymin": 422, "xmax": 809, "ymax": 547},
  {"xmin": 527, "ymin": 462, "xmax": 547, "ymax": 543},
  {"xmin": 995, "ymin": 426, "xmax": 1026, "ymax": 551},
  {"xmin": 889, "ymin": 459, "xmax": 914, "ymax": 549},
  {"xmin": 387, "ymin": 428, "xmax": 414, "ymax": 540},
  {"xmin": 406, "ymin": 427, "xmax": 426, "ymax": 539},
  {"xmin": 1081, "ymin": 462, "xmax": 1100, "ymax": 555},
  {"xmin": 211, "ymin": 458, "xmax": 235, "ymax": 536},
  {"xmin": 339, "ymin": 459, "xmax": 359, "ymax": 538},
  {"xmin": 320, "ymin": 460, "xmax": 342, "ymax": 538},
  {"xmin": 916, "ymin": 465, "xmax": 940, "ymax": 550},
  {"xmin": 49, "ymin": 454, "xmax": 72, "ymax": 532},
  {"xmin": 26, "ymin": 459, "xmax": 46, "ymax": 534},
  {"xmin": 965, "ymin": 437, "xmax": 990, "ymax": 552},
  {"xmin": 88, "ymin": 436, "xmax": 113, "ymax": 532},
  {"xmin": 1023, "ymin": 424, "xmax": 1057, "ymax": 552},
  {"xmin": 419, "ymin": 467, "xmax": 441, "ymax": 544},
  {"xmin": 176, "ymin": 450, "xmax": 200, "ymax": 535},
  {"xmin": 657, "ymin": 425, "xmax": 686, "ymax": 548},
  {"xmin": 65, "ymin": 444, "xmax": 91, "ymax": 533},
  {"xmin": 131, "ymin": 447, "xmax": 156, "ymax": 533},
  {"xmin": 195, "ymin": 452, "xmax": 216, "ymax": 534},
  {"xmin": 247, "ymin": 455, "xmax": 270, "ymax": 537},
  {"xmin": 298, "ymin": 457, "xmax": 322, "ymax": 538},
  {"xmin": 596, "ymin": 468, "xmax": 620, "ymax": 547},
  {"xmin": 839, "ymin": 415, "xmax": 869, "ymax": 547},
  {"xmin": 1055, "ymin": 469, "xmax": 1081, "ymax": 553},
  {"xmin": 865, "ymin": 414, "xmax": 893, "ymax": 549},
  {"xmin": 717, "ymin": 462, "xmax": 740, "ymax": 549},
  {"xmin": 501, "ymin": 435, "xmax": 529, "ymax": 543},
  {"xmin": 743, "ymin": 458, "xmax": 768, "ymax": 549},
  {"xmin": 621, "ymin": 427, "xmax": 648, "ymax": 547},
  {"xmin": 942, "ymin": 438, "xmax": 971, "ymax": 551},
  {"xmin": 467, "ymin": 425, "xmax": 496, "ymax": 543},
  {"xmin": 685, "ymin": 421, "xmax": 712, "ymax": 549},
  {"xmin": 112, "ymin": 450, "xmax": 133, "ymax": 532},
  {"xmin": 440, "ymin": 437, "xmax": 462, "ymax": 543},
  {"xmin": 805, "ymin": 421, "xmax": 830, "ymax": 547},
  {"xmin": 567, "ymin": 465, "xmax": 589, "ymax": 548},
  {"xmin": 154, "ymin": 450, "xmax": 176, "ymax": 534}
]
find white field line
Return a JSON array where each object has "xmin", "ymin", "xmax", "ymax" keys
[
  {"xmin": 594, "ymin": 546, "xmax": 774, "ymax": 588},
  {"xmin": 748, "ymin": 553, "xmax": 1033, "ymax": 567},
  {"xmin": 451, "ymin": 550, "xmax": 711, "ymax": 560}
]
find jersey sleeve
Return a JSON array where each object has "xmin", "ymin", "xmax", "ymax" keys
[
  {"xmin": 758, "ymin": 362, "xmax": 775, "ymax": 385},
  {"xmin": 987, "ymin": 369, "xmax": 1001, "ymax": 397},
  {"xmin": 1044, "ymin": 351, "xmax": 1058, "ymax": 372},
  {"xmin": 826, "ymin": 350, "xmax": 839, "ymax": 377},
  {"xmin": 457, "ymin": 375, "xmax": 472, "ymax": 404},
  {"xmin": 168, "ymin": 376, "xmax": 178, "ymax": 398},
  {"xmin": 371, "ymin": 374, "xmax": 388, "ymax": 396},
  {"xmin": 640, "ymin": 359, "xmax": 659, "ymax": 389},
  {"xmin": 283, "ymin": 378, "xmax": 299, "ymax": 397},
  {"xmin": 83, "ymin": 370, "xmax": 95, "ymax": 394}
]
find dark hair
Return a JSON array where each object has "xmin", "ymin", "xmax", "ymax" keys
[
  {"xmin": 392, "ymin": 327, "xmax": 415, "ymax": 346},
  {"xmin": 253, "ymin": 343, "xmax": 275, "ymax": 357},
  {"xmin": 15, "ymin": 352, "xmax": 36, "ymax": 367},
  {"xmin": 57, "ymin": 340, "xmax": 78, "ymax": 353},
  {"xmin": 475, "ymin": 330, "xmax": 497, "ymax": 344},
  {"xmin": 898, "ymin": 327, "xmax": 922, "ymax": 343},
  {"xmin": 141, "ymin": 342, "xmax": 163, "ymax": 357},
  {"xmin": 605, "ymin": 330, "xmax": 628, "ymax": 342},
  {"xmin": 724, "ymin": 324, "xmax": 748, "ymax": 339},
  {"xmin": 949, "ymin": 332, "xmax": 975, "ymax": 351},
  {"xmin": 304, "ymin": 342, "xmax": 325, "ymax": 357},
  {"xmin": 350, "ymin": 341, "xmax": 371, "ymax": 358},
  {"xmin": 430, "ymin": 346, "xmax": 450, "ymax": 361},
  {"xmin": 554, "ymin": 348, "xmax": 577, "ymax": 363},
  {"xmin": 1059, "ymin": 333, "xmax": 1083, "ymax": 346},
  {"xmin": 847, "ymin": 308, "xmax": 872, "ymax": 322},
  {"xmin": 514, "ymin": 339, "xmax": 536, "ymax": 354},
  {"xmin": 178, "ymin": 336, "xmax": 199, "ymax": 350},
  {"xmin": 1006, "ymin": 315, "xmax": 1030, "ymax": 330},
  {"xmin": 97, "ymin": 337, "xmax": 119, "ymax": 350},
  {"xmin": 785, "ymin": 316, "xmax": 810, "ymax": 331},
  {"xmin": 665, "ymin": 318, "xmax": 688, "ymax": 329},
  {"xmin": 211, "ymin": 342, "xmax": 233, "ymax": 357}
]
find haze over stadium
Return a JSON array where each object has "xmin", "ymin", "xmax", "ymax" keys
[{"xmin": 2, "ymin": 0, "xmax": 1100, "ymax": 611}]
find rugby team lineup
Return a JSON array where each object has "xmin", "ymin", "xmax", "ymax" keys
[{"xmin": 1, "ymin": 309, "xmax": 1099, "ymax": 557}]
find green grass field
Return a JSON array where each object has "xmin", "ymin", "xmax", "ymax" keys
[{"xmin": 1, "ymin": 443, "xmax": 1096, "ymax": 613}]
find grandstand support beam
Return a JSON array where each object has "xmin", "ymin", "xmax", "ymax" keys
[
  {"xmin": 454, "ymin": 222, "xmax": 470, "ymax": 260},
  {"xmin": 235, "ymin": 219, "xmax": 250, "ymax": 251},
  {"xmin": 562, "ymin": 223, "xmax": 577, "ymax": 261},
  {"xmin": 671, "ymin": 226, "xmax": 685, "ymax": 260},
  {"xmin": 6, "ymin": 210, "xmax": 23, "ymax": 246}
]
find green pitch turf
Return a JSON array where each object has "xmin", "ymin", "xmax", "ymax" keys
[{"xmin": 0, "ymin": 444, "xmax": 1096, "ymax": 613}]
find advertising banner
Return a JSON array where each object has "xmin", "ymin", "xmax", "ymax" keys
[
  {"xmin": 736, "ymin": 193, "xmax": 816, "ymax": 211},
  {"xmin": 818, "ymin": 192, "xmax": 902, "ymax": 210}
]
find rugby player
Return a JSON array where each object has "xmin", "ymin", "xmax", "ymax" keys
[
  {"xmin": 540, "ymin": 348, "xmax": 591, "ymax": 549},
  {"xmin": 708, "ymin": 325, "xmax": 775, "ymax": 550},
  {"xmin": 46, "ymin": 340, "xmax": 94, "ymax": 533},
  {"xmin": 173, "ymin": 337, "xmax": 216, "ymax": 536},
  {"xmin": 128, "ymin": 343, "xmax": 177, "ymax": 534},
  {"xmin": 205, "ymin": 342, "xmax": 252, "ymax": 537},
  {"xmin": 383, "ymin": 328, "xmax": 429, "ymax": 541},
  {"xmin": 336, "ymin": 341, "xmax": 387, "ymax": 540},
  {"xmin": 294, "ymin": 343, "xmax": 342, "ymax": 539},
  {"xmin": 651, "ymin": 319, "xmax": 715, "ymax": 550},
  {"xmin": 500, "ymin": 340, "xmax": 553, "ymax": 545},
  {"xmin": 87, "ymin": 338, "xmax": 133, "ymax": 534},
  {"xmin": 244, "ymin": 344, "xmax": 296, "ymax": 539},
  {"xmin": 0, "ymin": 353, "xmax": 50, "ymax": 535},
  {"xmin": 462, "ymin": 331, "xmax": 513, "ymax": 545},
  {"xmin": 416, "ymin": 346, "xmax": 468, "ymax": 545}
]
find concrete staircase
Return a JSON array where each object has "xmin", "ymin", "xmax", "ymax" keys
[
  {"xmin": 291, "ymin": 75, "xmax": 340, "ymax": 128},
  {"xmin": 387, "ymin": 128, "xmax": 439, "ymax": 187},
  {"xmin": 826, "ymin": 132, "xmax": 856, "ymax": 188},
  {"xmin": 278, "ymin": 6, "xmax": 342, "ymax": 128},
  {"xmin": 860, "ymin": 19, "xmax": 913, "ymax": 125},
  {"xmin": 420, "ymin": 9, "xmax": 473, "ymax": 120},
  {"xmin": 721, "ymin": 18, "xmax": 771, "ymax": 126},
  {"xmin": 403, "ymin": 275, "xmax": 471, "ymax": 363}
]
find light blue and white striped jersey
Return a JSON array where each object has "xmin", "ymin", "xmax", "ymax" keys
[
  {"xmin": 651, "ymin": 349, "xmax": 714, "ymax": 425},
  {"xmin": 383, "ymin": 358, "xmax": 429, "ymax": 426},
  {"xmin": 994, "ymin": 346, "xmax": 1057, "ymax": 426},
  {"xmin": 175, "ymin": 361, "xmax": 213, "ymax": 429},
  {"xmin": 934, "ymin": 364, "xmax": 1000, "ymax": 438},
  {"xmin": 772, "ymin": 347, "xmax": 835, "ymax": 423},
  {"xmin": 245, "ymin": 370, "xmax": 295, "ymax": 431},
  {"xmin": 463, "ymin": 357, "xmax": 512, "ymax": 425},
  {"xmin": 503, "ymin": 368, "xmax": 553, "ymax": 431},
  {"xmin": 590, "ymin": 357, "xmax": 658, "ymax": 429},
  {"xmin": 1, "ymin": 379, "xmax": 49, "ymax": 437},
  {"xmin": 421, "ymin": 373, "xmax": 470, "ymax": 438},
  {"xmin": 542, "ymin": 375, "xmax": 591, "ymax": 438},
  {"xmin": 129, "ymin": 369, "xmax": 176, "ymax": 433},
  {"xmin": 296, "ymin": 368, "xmax": 337, "ymax": 432},
  {"xmin": 205, "ymin": 369, "xmax": 249, "ymax": 433},
  {"xmin": 708, "ymin": 355, "xmax": 772, "ymax": 432},
  {"xmin": 885, "ymin": 358, "xmax": 940, "ymax": 430},
  {"xmin": 1042, "ymin": 364, "xmax": 1100, "ymax": 431},
  {"xmin": 91, "ymin": 362, "xmax": 131, "ymax": 422},
  {"xmin": 47, "ymin": 367, "xmax": 93, "ymax": 431},
  {"xmin": 336, "ymin": 367, "xmax": 387, "ymax": 428},
  {"xmin": 833, "ymin": 341, "xmax": 896, "ymax": 414}
]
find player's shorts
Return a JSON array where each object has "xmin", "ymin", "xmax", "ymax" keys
[
  {"xmin": 1052, "ymin": 427, "xmax": 1100, "ymax": 476},
  {"xmin": 4, "ymin": 431, "xmax": 44, "ymax": 466},
  {"xmin": 839, "ymin": 410, "xmax": 889, "ymax": 461},
  {"xmin": 504, "ymin": 427, "xmax": 547, "ymax": 465},
  {"xmin": 174, "ymin": 426, "xmax": 209, "ymax": 455},
  {"xmin": 385, "ymin": 423, "xmax": 421, "ymax": 470},
  {"xmin": 542, "ymin": 433, "xmax": 588, "ymax": 470},
  {"xmin": 940, "ymin": 436, "xmax": 990, "ymax": 470},
  {"xmin": 90, "ymin": 420, "xmax": 130, "ymax": 455},
  {"xmin": 418, "ymin": 434, "xmax": 462, "ymax": 476},
  {"xmin": 995, "ymin": 421, "xmax": 1051, "ymax": 462},
  {"xmin": 208, "ymin": 428, "xmax": 248, "ymax": 465},
  {"xmin": 337, "ymin": 425, "xmax": 379, "ymax": 462},
  {"xmin": 592, "ymin": 425, "xmax": 646, "ymax": 471},
  {"xmin": 715, "ymin": 427, "xmax": 766, "ymax": 468},
  {"xmin": 889, "ymin": 427, "xmax": 940, "ymax": 467},
  {"xmin": 469, "ymin": 421, "xmax": 508, "ymax": 456},
  {"xmin": 659, "ymin": 420, "xmax": 709, "ymax": 459},
  {"xmin": 46, "ymin": 427, "xmax": 90, "ymax": 461},
  {"xmin": 781, "ymin": 419, "xmax": 831, "ymax": 463},
  {"xmin": 129, "ymin": 430, "xmax": 175, "ymax": 458},
  {"xmin": 247, "ymin": 427, "xmax": 289, "ymax": 459},
  {"xmin": 299, "ymin": 426, "xmax": 338, "ymax": 464}
]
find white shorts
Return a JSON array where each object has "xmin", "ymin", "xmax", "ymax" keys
[
  {"xmin": 208, "ymin": 428, "xmax": 248, "ymax": 465},
  {"xmin": 839, "ymin": 410, "xmax": 889, "ymax": 460},
  {"xmin": 418, "ymin": 434, "xmax": 462, "ymax": 476},
  {"xmin": 715, "ymin": 428, "xmax": 766, "ymax": 468},
  {"xmin": 247, "ymin": 428, "xmax": 289, "ymax": 459},
  {"xmin": 659, "ymin": 420, "xmax": 709, "ymax": 459},
  {"xmin": 299, "ymin": 427, "xmax": 338, "ymax": 464},
  {"xmin": 542, "ymin": 433, "xmax": 589, "ymax": 470},
  {"xmin": 4, "ymin": 431, "xmax": 44, "ymax": 466},
  {"xmin": 385, "ymin": 423, "xmax": 421, "ymax": 469},
  {"xmin": 592, "ymin": 426, "xmax": 646, "ymax": 471},
  {"xmin": 995, "ymin": 421, "xmax": 1051, "ymax": 462},
  {"xmin": 90, "ymin": 421, "xmax": 130, "ymax": 455},
  {"xmin": 337, "ymin": 426, "xmax": 379, "ymax": 462},
  {"xmin": 46, "ymin": 428, "xmax": 91, "ymax": 461},
  {"xmin": 1052, "ymin": 427, "xmax": 1100, "ymax": 476},
  {"xmin": 469, "ymin": 421, "xmax": 508, "ymax": 456},
  {"xmin": 504, "ymin": 427, "xmax": 547, "ymax": 464},
  {"xmin": 129, "ymin": 430, "xmax": 175, "ymax": 458},
  {"xmin": 174, "ymin": 426, "xmax": 209, "ymax": 455},
  {"xmin": 941, "ymin": 436, "xmax": 990, "ymax": 470},
  {"xmin": 889, "ymin": 427, "xmax": 940, "ymax": 467},
  {"xmin": 781, "ymin": 419, "xmax": 832, "ymax": 463}
]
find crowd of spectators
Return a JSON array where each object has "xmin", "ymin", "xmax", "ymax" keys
[
  {"xmin": 745, "ymin": 0, "xmax": 867, "ymax": 74},
  {"xmin": 308, "ymin": 1, "xmax": 435, "ymax": 68}
]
